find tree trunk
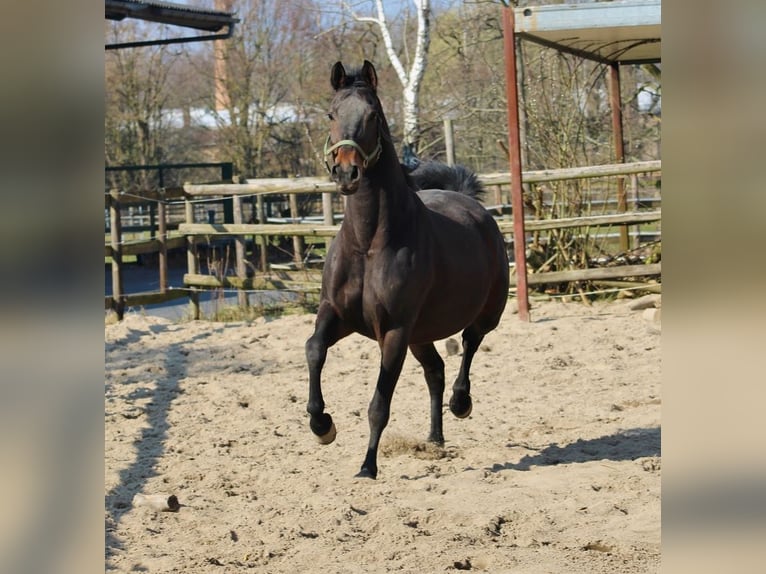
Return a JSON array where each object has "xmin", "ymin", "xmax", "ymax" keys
[{"xmin": 365, "ymin": 0, "xmax": 431, "ymax": 151}]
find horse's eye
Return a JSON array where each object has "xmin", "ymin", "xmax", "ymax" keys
[{"xmin": 327, "ymin": 112, "xmax": 334, "ymax": 121}]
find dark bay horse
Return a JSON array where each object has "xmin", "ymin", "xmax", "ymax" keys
[{"xmin": 306, "ymin": 60, "xmax": 509, "ymax": 479}]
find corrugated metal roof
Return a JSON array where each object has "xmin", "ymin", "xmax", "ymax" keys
[{"xmin": 515, "ymin": 0, "xmax": 661, "ymax": 64}]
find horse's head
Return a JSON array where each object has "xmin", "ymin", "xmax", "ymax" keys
[{"xmin": 324, "ymin": 60, "xmax": 384, "ymax": 195}]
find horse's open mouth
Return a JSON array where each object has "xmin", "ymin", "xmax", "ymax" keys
[{"xmin": 339, "ymin": 183, "xmax": 359, "ymax": 195}]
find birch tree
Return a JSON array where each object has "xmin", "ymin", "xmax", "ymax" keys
[{"xmin": 351, "ymin": 0, "xmax": 431, "ymax": 152}]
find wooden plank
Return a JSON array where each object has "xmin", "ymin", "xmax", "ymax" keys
[
  {"xmin": 182, "ymin": 161, "xmax": 661, "ymax": 197},
  {"xmin": 110, "ymin": 212, "xmax": 660, "ymax": 257},
  {"xmin": 104, "ymin": 288, "xmax": 190, "ymax": 309},
  {"xmin": 105, "ymin": 236, "xmax": 192, "ymax": 257},
  {"xmin": 497, "ymin": 210, "xmax": 661, "ymax": 233},
  {"xmin": 183, "ymin": 272, "xmax": 322, "ymax": 290},
  {"xmin": 184, "ymin": 273, "xmax": 282, "ymax": 290},
  {"xmin": 175, "ymin": 212, "xmax": 659, "ymax": 239},
  {"xmin": 103, "ymin": 186, "xmax": 187, "ymax": 207},
  {"xmin": 592, "ymin": 280, "xmax": 662, "ymax": 293},
  {"xmin": 511, "ymin": 263, "xmax": 661, "ymax": 286},
  {"xmin": 184, "ymin": 178, "xmax": 336, "ymax": 196},
  {"xmin": 178, "ymin": 223, "xmax": 340, "ymax": 237},
  {"xmin": 481, "ymin": 160, "xmax": 661, "ymax": 186}
]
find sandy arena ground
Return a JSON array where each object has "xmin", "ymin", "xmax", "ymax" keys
[{"xmin": 105, "ymin": 297, "xmax": 661, "ymax": 573}]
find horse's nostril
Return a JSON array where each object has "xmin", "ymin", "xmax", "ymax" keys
[{"xmin": 350, "ymin": 166, "xmax": 360, "ymax": 181}]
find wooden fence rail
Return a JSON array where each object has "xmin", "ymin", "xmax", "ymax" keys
[{"xmin": 106, "ymin": 160, "xmax": 661, "ymax": 319}]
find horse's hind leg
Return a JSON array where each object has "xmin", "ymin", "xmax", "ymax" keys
[
  {"xmin": 305, "ymin": 301, "xmax": 350, "ymax": 444},
  {"xmin": 409, "ymin": 343, "xmax": 445, "ymax": 444},
  {"xmin": 449, "ymin": 324, "xmax": 483, "ymax": 418}
]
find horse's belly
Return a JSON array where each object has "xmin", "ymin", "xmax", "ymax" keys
[{"xmin": 411, "ymin": 287, "xmax": 487, "ymax": 342}]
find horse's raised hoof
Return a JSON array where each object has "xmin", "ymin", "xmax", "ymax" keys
[
  {"xmin": 310, "ymin": 414, "xmax": 337, "ymax": 445},
  {"xmin": 315, "ymin": 422, "xmax": 337, "ymax": 445},
  {"xmin": 355, "ymin": 467, "xmax": 377, "ymax": 480},
  {"xmin": 449, "ymin": 394, "xmax": 473, "ymax": 419}
]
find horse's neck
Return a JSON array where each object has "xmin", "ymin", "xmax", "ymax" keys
[{"xmin": 345, "ymin": 155, "xmax": 414, "ymax": 250}]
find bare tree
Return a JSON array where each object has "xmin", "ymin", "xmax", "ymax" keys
[{"xmin": 105, "ymin": 21, "xmax": 177, "ymax": 190}]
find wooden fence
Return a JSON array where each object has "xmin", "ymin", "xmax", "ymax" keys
[{"xmin": 105, "ymin": 160, "xmax": 661, "ymax": 319}]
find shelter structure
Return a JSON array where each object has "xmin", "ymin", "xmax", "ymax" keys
[
  {"xmin": 105, "ymin": 0, "xmax": 239, "ymax": 50},
  {"xmin": 502, "ymin": 0, "xmax": 661, "ymax": 321}
]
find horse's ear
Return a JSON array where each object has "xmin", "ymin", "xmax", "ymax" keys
[
  {"xmin": 330, "ymin": 61, "xmax": 346, "ymax": 91},
  {"xmin": 362, "ymin": 60, "xmax": 378, "ymax": 92}
]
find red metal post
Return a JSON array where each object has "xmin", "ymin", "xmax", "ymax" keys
[{"xmin": 502, "ymin": 7, "xmax": 530, "ymax": 321}]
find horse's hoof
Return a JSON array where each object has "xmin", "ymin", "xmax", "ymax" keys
[
  {"xmin": 310, "ymin": 413, "xmax": 336, "ymax": 443},
  {"xmin": 355, "ymin": 467, "xmax": 377, "ymax": 480},
  {"xmin": 427, "ymin": 433, "xmax": 445, "ymax": 445},
  {"xmin": 449, "ymin": 395, "xmax": 473, "ymax": 419},
  {"xmin": 314, "ymin": 422, "xmax": 337, "ymax": 445}
]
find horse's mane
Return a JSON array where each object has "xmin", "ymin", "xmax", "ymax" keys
[{"xmin": 405, "ymin": 161, "xmax": 486, "ymax": 201}]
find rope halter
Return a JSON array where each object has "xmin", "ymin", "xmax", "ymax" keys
[{"xmin": 323, "ymin": 134, "xmax": 382, "ymax": 174}]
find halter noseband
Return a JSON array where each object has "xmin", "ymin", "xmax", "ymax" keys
[{"xmin": 323, "ymin": 134, "xmax": 382, "ymax": 174}]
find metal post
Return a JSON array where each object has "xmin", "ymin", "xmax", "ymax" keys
[{"xmin": 502, "ymin": 7, "xmax": 530, "ymax": 321}]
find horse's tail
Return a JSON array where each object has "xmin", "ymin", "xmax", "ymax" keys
[{"xmin": 405, "ymin": 160, "xmax": 485, "ymax": 201}]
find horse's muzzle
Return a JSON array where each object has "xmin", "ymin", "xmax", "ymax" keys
[{"xmin": 330, "ymin": 163, "xmax": 361, "ymax": 195}]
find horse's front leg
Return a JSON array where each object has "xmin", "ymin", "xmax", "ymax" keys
[
  {"xmin": 357, "ymin": 327, "xmax": 409, "ymax": 479},
  {"xmin": 305, "ymin": 301, "xmax": 349, "ymax": 444}
]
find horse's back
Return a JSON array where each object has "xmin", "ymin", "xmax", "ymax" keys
[{"xmin": 417, "ymin": 189, "xmax": 505, "ymax": 259}]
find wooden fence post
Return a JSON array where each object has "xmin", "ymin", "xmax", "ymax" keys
[
  {"xmin": 158, "ymin": 189, "xmax": 168, "ymax": 293},
  {"xmin": 322, "ymin": 192, "xmax": 334, "ymax": 225},
  {"xmin": 109, "ymin": 188, "xmax": 125, "ymax": 320},
  {"xmin": 608, "ymin": 62, "xmax": 629, "ymax": 252},
  {"xmin": 444, "ymin": 118, "xmax": 455, "ymax": 166},
  {"xmin": 322, "ymin": 191, "xmax": 334, "ymax": 255},
  {"xmin": 630, "ymin": 173, "xmax": 639, "ymax": 249},
  {"xmin": 185, "ymin": 194, "xmax": 200, "ymax": 320},
  {"xmin": 232, "ymin": 195, "xmax": 249, "ymax": 308},
  {"xmin": 256, "ymin": 194, "xmax": 268, "ymax": 272},
  {"xmin": 289, "ymin": 192, "xmax": 304, "ymax": 267}
]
